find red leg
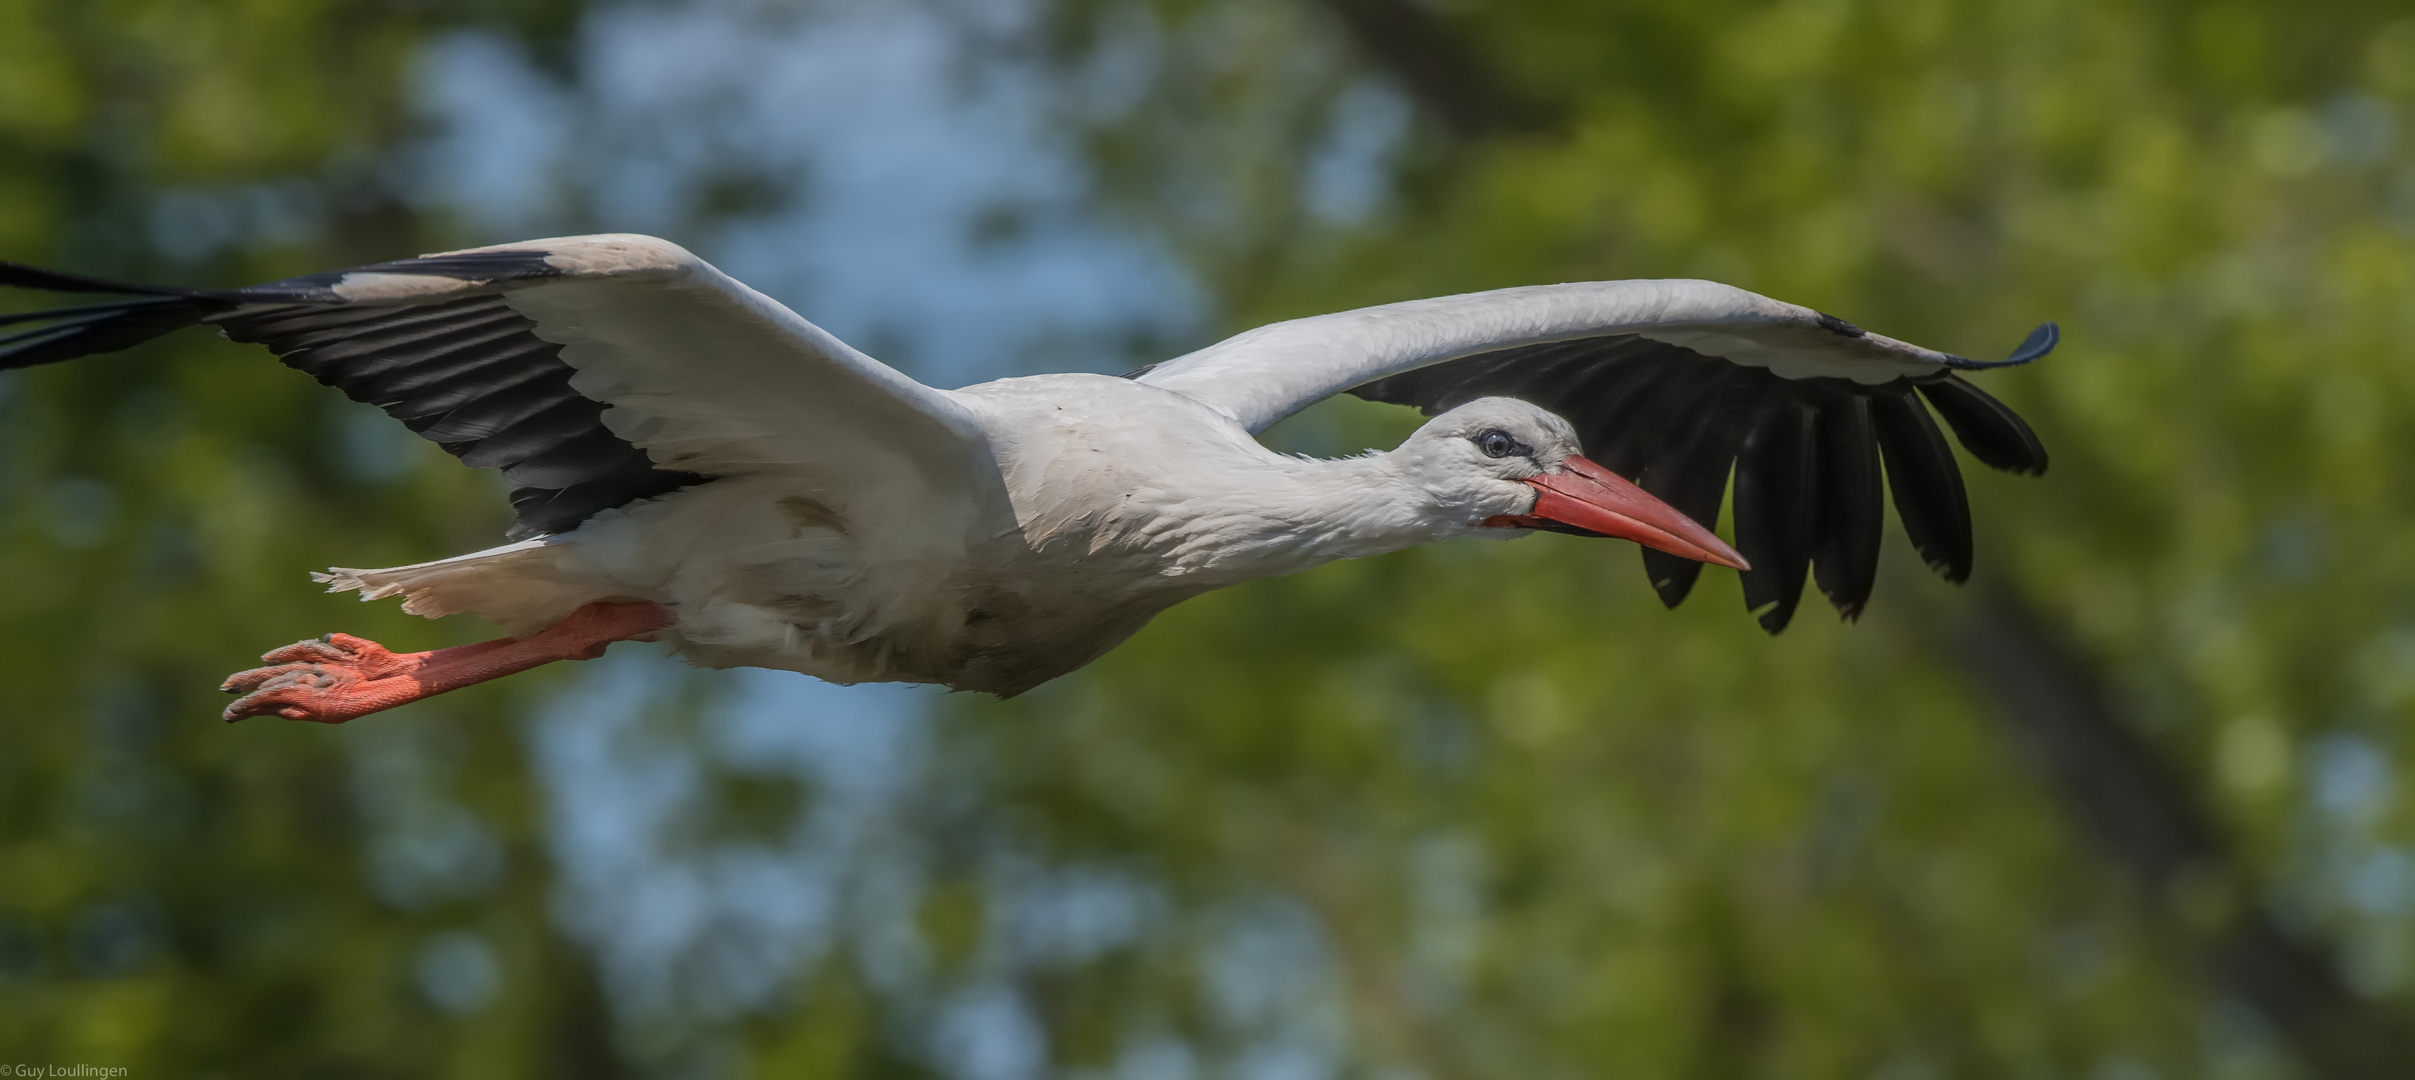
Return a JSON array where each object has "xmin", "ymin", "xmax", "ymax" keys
[{"xmin": 220, "ymin": 601, "xmax": 675, "ymax": 724}]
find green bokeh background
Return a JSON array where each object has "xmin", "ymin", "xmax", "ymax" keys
[{"xmin": 4, "ymin": 0, "xmax": 2413, "ymax": 1076}]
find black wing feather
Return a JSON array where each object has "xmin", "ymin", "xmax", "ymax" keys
[
  {"xmin": 412, "ymin": 372, "xmax": 589, "ymax": 444},
  {"xmin": 1870, "ymin": 389, "xmax": 1974, "ymax": 582},
  {"xmin": 383, "ymin": 348, "xmax": 569, "ymax": 418},
  {"xmin": 287, "ymin": 304, "xmax": 533, "ymax": 367},
  {"xmin": 488, "ymin": 426, "xmax": 651, "ymax": 490},
  {"xmin": 1810, "ymin": 390, "xmax": 1883, "ymax": 619},
  {"xmin": 446, "ymin": 393, "xmax": 616, "ymax": 470},
  {"xmin": 1916, "ymin": 375, "xmax": 2049, "ymax": 475},
  {"xmin": 1589, "ymin": 348, "xmax": 1726, "ymax": 479},
  {"xmin": 1566, "ymin": 355, "xmax": 1690, "ymax": 474},
  {"xmin": 1351, "ymin": 326, "xmax": 2048, "ymax": 629},
  {"xmin": 1731, "ymin": 393, "xmax": 1819, "ymax": 632},
  {"xmin": 0, "ymin": 296, "xmax": 220, "ymax": 368},
  {"xmin": 1635, "ymin": 373, "xmax": 1744, "ymax": 609},
  {"xmin": 0, "ymin": 255, "xmax": 705, "ymax": 539}
]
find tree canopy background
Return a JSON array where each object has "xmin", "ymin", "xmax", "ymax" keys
[{"xmin": 3, "ymin": 0, "xmax": 2413, "ymax": 1077}]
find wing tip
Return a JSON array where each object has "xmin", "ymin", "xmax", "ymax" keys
[
  {"xmin": 1644, "ymin": 551, "xmax": 1703, "ymax": 609},
  {"xmin": 2008, "ymin": 321, "xmax": 2060, "ymax": 364},
  {"xmin": 1926, "ymin": 553, "xmax": 1973, "ymax": 585},
  {"xmin": 1940, "ymin": 321, "xmax": 2059, "ymax": 371},
  {"xmin": 1914, "ymin": 375, "xmax": 2052, "ymax": 477},
  {"xmin": 1751, "ymin": 599, "xmax": 1796, "ymax": 635},
  {"xmin": 0, "ymin": 259, "xmax": 203, "ymax": 298}
]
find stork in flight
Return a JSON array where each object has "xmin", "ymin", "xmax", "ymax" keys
[{"xmin": 0, "ymin": 235, "xmax": 2052, "ymax": 723}]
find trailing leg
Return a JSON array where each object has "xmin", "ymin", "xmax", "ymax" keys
[{"xmin": 220, "ymin": 601, "xmax": 674, "ymax": 723}]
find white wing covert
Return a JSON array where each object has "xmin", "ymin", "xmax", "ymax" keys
[{"xmin": 1133, "ymin": 280, "xmax": 2055, "ymax": 632}]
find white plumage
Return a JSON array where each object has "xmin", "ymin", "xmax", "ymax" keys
[{"xmin": 0, "ymin": 234, "xmax": 2052, "ymax": 721}]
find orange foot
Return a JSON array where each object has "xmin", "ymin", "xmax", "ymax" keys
[{"xmin": 220, "ymin": 601, "xmax": 675, "ymax": 724}]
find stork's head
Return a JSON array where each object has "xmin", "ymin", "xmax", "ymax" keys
[{"xmin": 1395, "ymin": 397, "xmax": 1748, "ymax": 570}]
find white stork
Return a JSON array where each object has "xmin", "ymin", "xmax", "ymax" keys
[{"xmin": 0, "ymin": 235, "xmax": 2052, "ymax": 723}]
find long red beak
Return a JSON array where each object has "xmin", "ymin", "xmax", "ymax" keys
[{"xmin": 1484, "ymin": 454, "xmax": 1750, "ymax": 570}]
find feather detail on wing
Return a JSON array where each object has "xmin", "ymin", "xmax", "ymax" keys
[
  {"xmin": 1, "ymin": 234, "xmax": 1003, "ymax": 540},
  {"xmin": 1134, "ymin": 280, "xmax": 2052, "ymax": 631}
]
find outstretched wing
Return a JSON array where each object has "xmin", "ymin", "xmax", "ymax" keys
[
  {"xmin": 0, "ymin": 235, "xmax": 999, "ymax": 540},
  {"xmin": 1132, "ymin": 280, "xmax": 2053, "ymax": 632}
]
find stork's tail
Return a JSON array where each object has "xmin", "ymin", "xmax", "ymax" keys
[{"xmin": 318, "ymin": 539, "xmax": 619, "ymax": 637}]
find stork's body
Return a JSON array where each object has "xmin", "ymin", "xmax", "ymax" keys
[
  {"xmin": 0, "ymin": 234, "xmax": 2053, "ymax": 722},
  {"xmin": 333, "ymin": 374, "xmax": 1580, "ymax": 697}
]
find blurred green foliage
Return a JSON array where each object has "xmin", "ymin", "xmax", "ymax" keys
[
  {"xmin": 7, "ymin": 0, "xmax": 2415, "ymax": 1077},
  {"xmin": 0, "ymin": 2, "xmax": 618, "ymax": 1076},
  {"xmin": 917, "ymin": 0, "xmax": 2415, "ymax": 1075}
]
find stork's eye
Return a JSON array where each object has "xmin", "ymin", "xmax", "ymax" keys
[{"xmin": 1475, "ymin": 429, "xmax": 1529, "ymax": 459}]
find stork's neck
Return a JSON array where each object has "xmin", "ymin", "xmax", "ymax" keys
[{"xmin": 1141, "ymin": 450, "xmax": 1459, "ymax": 585}]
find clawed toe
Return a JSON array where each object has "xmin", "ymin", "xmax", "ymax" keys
[
  {"xmin": 221, "ymin": 660, "xmax": 307, "ymax": 696},
  {"xmin": 218, "ymin": 633, "xmax": 421, "ymax": 724},
  {"xmin": 222, "ymin": 693, "xmax": 314, "ymax": 723},
  {"xmin": 256, "ymin": 639, "xmax": 352, "ymax": 666},
  {"xmin": 220, "ymin": 671, "xmax": 266, "ymax": 697},
  {"xmin": 222, "ymin": 663, "xmax": 348, "ymax": 723}
]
